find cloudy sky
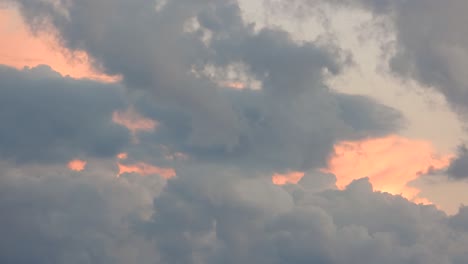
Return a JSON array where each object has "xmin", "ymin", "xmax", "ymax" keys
[{"xmin": 1, "ymin": 0, "xmax": 468, "ymax": 263}]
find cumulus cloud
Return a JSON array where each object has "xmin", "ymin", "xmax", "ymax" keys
[
  {"xmin": 140, "ymin": 170, "xmax": 468, "ymax": 264},
  {"xmin": 0, "ymin": 65, "xmax": 130, "ymax": 163},
  {"xmin": 0, "ymin": 0, "xmax": 466, "ymax": 263},
  {"xmin": 0, "ymin": 160, "xmax": 164, "ymax": 264},
  {"xmin": 8, "ymin": 0, "xmax": 403, "ymax": 172}
]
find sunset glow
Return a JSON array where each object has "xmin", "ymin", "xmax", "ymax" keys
[
  {"xmin": 322, "ymin": 136, "xmax": 453, "ymax": 202},
  {"xmin": 272, "ymin": 171, "xmax": 305, "ymax": 185},
  {"xmin": 117, "ymin": 152, "xmax": 128, "ymax": 160},
  {"xmin": 220, "ymin": 81, "xmax": 246, "ymax": 90},
  {"xmin": 117, "ymin": 162, "xmax": 176, "ymax": 179},
  {"xmin": 112, "ymin": 108, "xmax": 158, "ymax": 143},
  {"xmin": 0, "ymin": 9, "xmax": 118, "ymax": 82},
  {"xmin": 68, "ymin": 159, "xmax": 87, "ymax": 172}
]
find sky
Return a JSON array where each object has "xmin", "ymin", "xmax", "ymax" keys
[{"xmin": 1, "ymin": 0, "xmax": 468, "ymax": 263}]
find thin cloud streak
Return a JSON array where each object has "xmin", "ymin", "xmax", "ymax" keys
[{"xmin": 117, "ymin": 162, "xmax": 176, "ymax": 179}]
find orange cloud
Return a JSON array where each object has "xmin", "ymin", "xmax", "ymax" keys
[
  {"xmin": 272, "ymin": 171, "xmax": 305, "ymax": 185},
  {"xmin": 322, "ymin": 135, "xmax": 453, "ymax": 203},
  {"xmin": 112, "ymin": 108, "xmax": 158, "ymax": 143},
  {"xmin": 0, "ymin": 8, "xmax": 118, "ymax": 82},
  {"xmin": 68, "ymin": 159, "xmax": 87, "ymax": 172},
  {"xmin": 117, "ymin": 162, "xmax": 176, "ymax": 179}
]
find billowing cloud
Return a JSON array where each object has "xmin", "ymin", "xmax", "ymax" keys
[
  {"xmin": 0, "ymin": 64, "xmax": 130, "ymax": 163},
  {"xmin": 0, "ymin": 0, "xmax": 467, "ymax": 263},
  {"xmin": 323, "ymin": 135, "xmax": 453, "ymax": 202},
  {"xmin": 0, "ymin": 160, "xmax": 163, "ymax": 264},
  {"xmin": 8, "ymin": 0, "xmax": 402, "ymax": 170}
]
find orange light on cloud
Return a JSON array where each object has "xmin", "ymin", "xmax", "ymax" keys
[
  {"xmin": 68, "ymin": 159, "xmax": 87, "ymax": 172},
  {"xmin": 112, "ymin": 108, "xmax": 158, "ymax": 143},
  {"xmin": 0, "ymin": 8, "xmax": 119, "ymax": 82},
  {"xmin": 322, "ymin": 135, "xmax": 453, "ymax": 202},
  {"xmin": 272, "ymin": 171, "xmax": 305, "ymax": 185},
  {"xmin": 117, "ymin": 162, "xmax": 176, "ymax": 179},
  {"xmin": 220, "ymin": 81, "xmax": 246, "ymax": 90},
  {"xmin": 117, "ymin": 152, "xmax": 128, "ymax": 160}
]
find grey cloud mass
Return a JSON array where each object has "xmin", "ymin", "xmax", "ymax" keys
[
  {"xmin": 5, "ymin": 0, "xmax": 403, "ymax": 170},
  {"xmin": 0, "ymin": 0, "xmax": 466, "ymax": 263},
  {"xmin": 2, "ymin": 162, "xmax": 468, "ymax": 263},
  {"xmin": 0, "ymin": 65, "xmax": 130, "ymax": 163},
  {"xmin": 447, "ymin": 145, "xmax": 468, "ymax": 179}
]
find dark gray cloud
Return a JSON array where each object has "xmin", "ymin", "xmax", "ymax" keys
[
  {"xmin": 447, "ymin": 145, "xmax": 468, "ymax": 179},
  {"xmin": 1, "ymin": 160, "xmax": 468, "ymax": 264},
  {"xmin": 139, "ymin": 170, "xmax": 468, "ymax": 264},
  {"xmin": 0, "ymin": 161, "xmax": 163, "ymax": 264},
  {"xmin": 1, "ymin": 1, "xmax": 464, "ymax": 263},
  {"xmin": 8, "ymin": 0, "xmax": 402, "ymax": 173},
  {"xmin": 0, "ymin": 65, "xmax": 130, "ymax": 163}
]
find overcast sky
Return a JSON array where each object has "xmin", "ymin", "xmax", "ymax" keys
[{"xmin": 1, "ymin": 0, "xmax": 468, "ymax": 263}]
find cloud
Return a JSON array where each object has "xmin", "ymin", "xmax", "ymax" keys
[
  {"xmin": 0, "ymin": 8, "xmax": 118, "ymax": 82},
  {"xmin": 323, "ymin": 135, "xmax": 453, "ymax": 202},
  {"xmin": 0, "ymin": 160, "xmax": 164, "ymax": 264},
  {"xmin": 1, "ymin": 1, "xmax": 466, "ymax": 263},
  {"xmin": 293, "ymin": 0, "xmax": 468, "ymax": 120},
  {"xmin": 117, "ymin": 162, "xmax": 176, "ymax": 179},
  {"xmin": 9, "ymin": 0, "xmax": 402, "ymax": 172},
  {"xmin": 139, "ymin": 168, "xmax": 468, "ymax": 264},
  {"xmin": 447, "ymin": 145, "xmax": 468, "ymax": 180},
  {"xmin": 1, "ymin": 158, "xmax": 468, "ymax": 263},
  {"xmin": 67, "ymin": 159, "xmax": 87, "ymax": 171},
  {"xmin": 112, "ymin": 107, "xmax": 158, "ymax": 143},
  {"xmin": 0, "ymin": 64, "xmax": 130, "ymax": 163},
  {"xmin": 272, "ymin": 171, "xmax": 305, "ymax": 185}
]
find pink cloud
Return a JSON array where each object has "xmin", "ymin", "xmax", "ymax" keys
[{"xmin": 68, "ymin": 159, "xmax": 87, "ymax": 172}]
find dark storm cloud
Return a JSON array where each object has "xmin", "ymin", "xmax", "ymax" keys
[{"xmin": 0, "ymin": 65, "xmax": 130, "ymax": 163}]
